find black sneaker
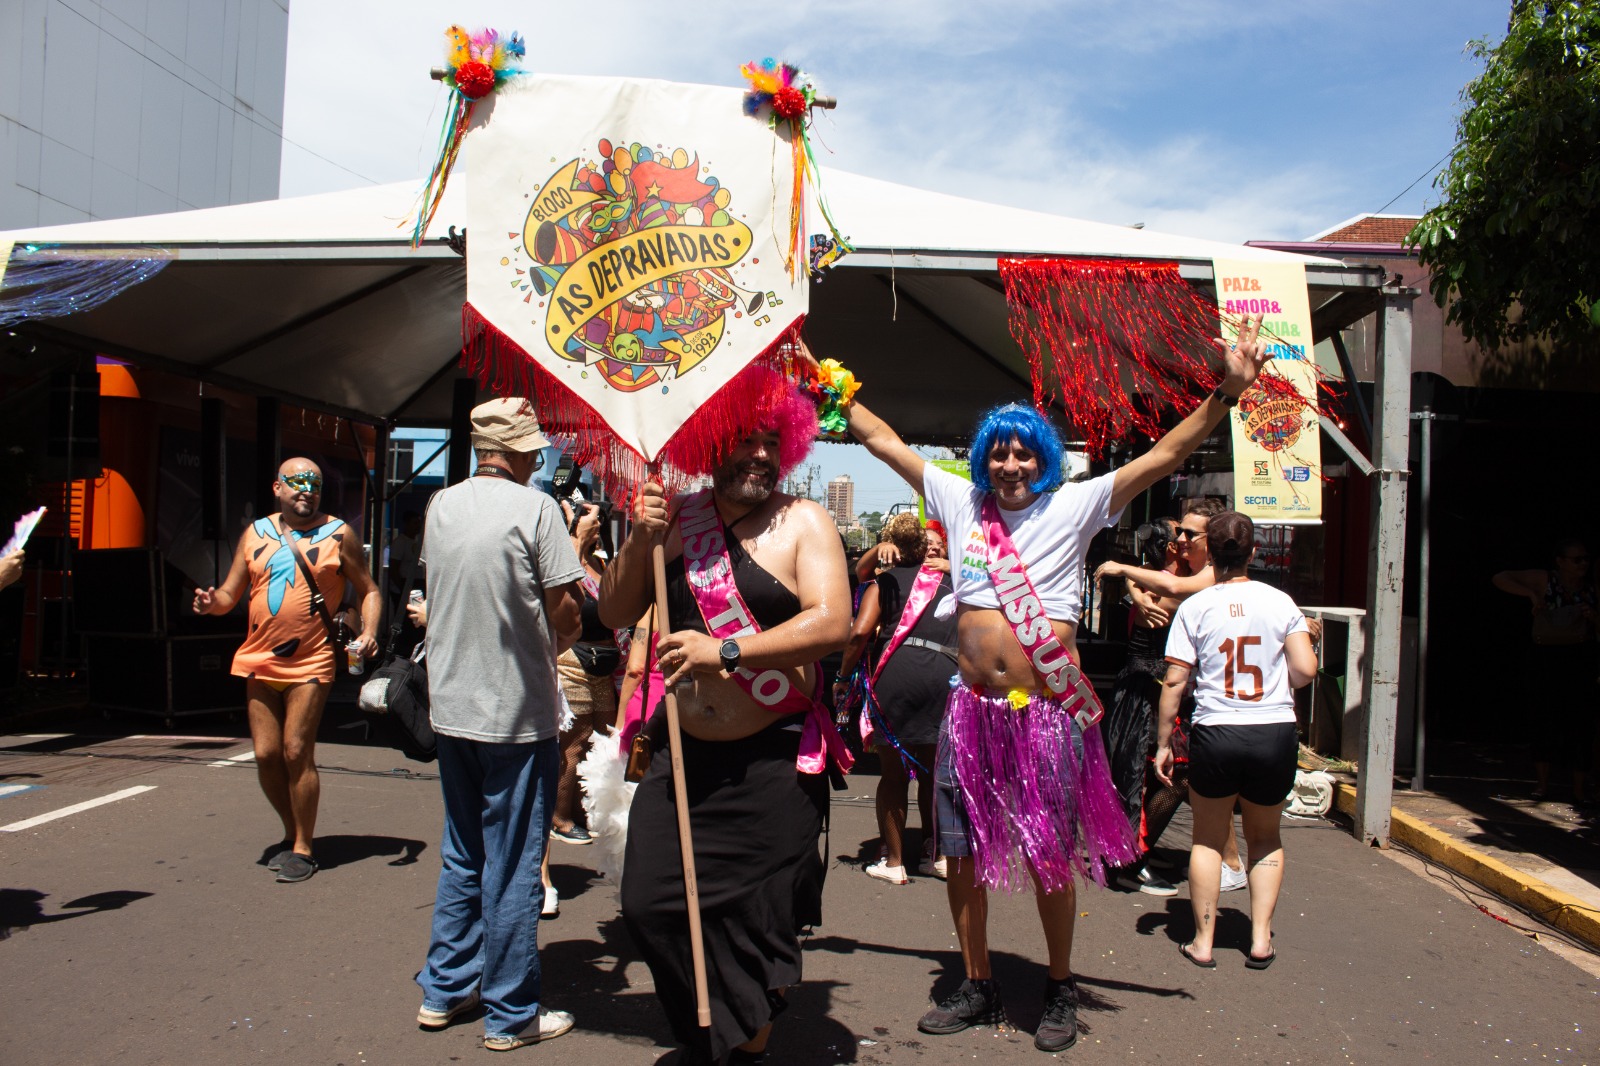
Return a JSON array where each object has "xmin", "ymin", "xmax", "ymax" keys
[
  {"xmin": 276, "ymin": 853, "xmax": 318, "ymax": 883},
  {"xmin": 917, "ymin": 979, "xmax": 1005, "ymax": 1035},
  {"xmin": 1034, "ymin": 976, "xmax": 1079, "ymax": 1052}
]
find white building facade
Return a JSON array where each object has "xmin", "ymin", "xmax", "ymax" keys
[{"xmin": 0, "ymin": 0, "xmax": 289, "ymax": 229}]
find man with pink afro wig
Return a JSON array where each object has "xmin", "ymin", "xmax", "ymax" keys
[{"xmin": 598, "ymin": 367, "xmax": 851, "ymax": 1066}]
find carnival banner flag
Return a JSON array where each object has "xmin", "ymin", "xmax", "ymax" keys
[
  {"xmin": 1213, "ymin": 259, "xmax": 1322, "ymax": 522},
  {"xmin": 461, "ymin": 74, "xmax": 809, "ymax": 493}
]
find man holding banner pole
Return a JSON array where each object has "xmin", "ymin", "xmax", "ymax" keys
[
  {"xmin": 813, "ymin": 318, "xmax": 1268, "ymax": 1052},
  {"xmin": 599, "ymin": 376, "xmax": 852, "ymax": 1066}
]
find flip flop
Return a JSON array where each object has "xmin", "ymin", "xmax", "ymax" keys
[
  {"xmin": 1245, "ymin": 950, "xmax": 1277, "ymax": 970},
  {"xmin": 1179, "ymin": 942, "xmax": 1216, "ymax": 969}
]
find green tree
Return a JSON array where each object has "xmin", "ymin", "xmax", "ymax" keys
[
  {"xmin": 860, "ymin": 511, "xmax": 884, "ymax": 537},
  {"xmin": 1408, "ymin": 2, "xmax": 1600, "ymax": 352}
]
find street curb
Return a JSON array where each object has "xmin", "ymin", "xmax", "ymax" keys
[{"xmin": 1334, "ymin": 783, "xmax": 1600, "ymax": 951}]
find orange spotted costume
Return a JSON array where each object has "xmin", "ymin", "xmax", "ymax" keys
[{"xmin": 231, "ymin": 516, "xmax": 350, "ymax": 685}]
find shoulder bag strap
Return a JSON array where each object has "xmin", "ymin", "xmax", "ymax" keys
[{"xmin": 275, "ymin": 515, "xmax": 341, "ymax": 644}]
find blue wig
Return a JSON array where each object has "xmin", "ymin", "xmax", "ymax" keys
[{"xmin": 968, "ymin": 403, "xmax": 1067, "ymax": 494}]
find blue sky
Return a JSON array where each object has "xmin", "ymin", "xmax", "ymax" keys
[{"xmin": 280, "ymin": 0, "xmax": 1512, "ymax": 510}]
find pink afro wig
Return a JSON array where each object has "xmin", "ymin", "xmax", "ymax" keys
[{"xmin": 654, "ymin": 364, "xmax": 817, "ymax": 484}]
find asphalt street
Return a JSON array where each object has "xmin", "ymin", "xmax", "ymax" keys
[{"xmin": 1, "ymin": 727, "xmax": 1595, "ymax": 1065}]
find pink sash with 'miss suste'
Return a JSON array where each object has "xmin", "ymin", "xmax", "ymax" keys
[
  {"xmin": 679, "ymin": 490, "xmax": 852, "ymax": 775},
  {"xmin": 979, "ymin": 495, "xmax": 1105, "ymax": 729}
]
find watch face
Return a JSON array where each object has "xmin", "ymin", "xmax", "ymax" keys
[{"xmin": 720, "ymin": 639, "xmax": 739, "ymax": 658}]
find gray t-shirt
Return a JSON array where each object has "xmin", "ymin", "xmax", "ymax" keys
[{"xmin": 422, "ymin": 477, "xmax": 583, "ymax": 743}]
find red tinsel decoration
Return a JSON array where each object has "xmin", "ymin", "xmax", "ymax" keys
[
  {"xmin": 454, "ymin": 60, "xmax": 497, "ymax": 99},
  {"xmin": 772, "ymin": 86, "xmax": 807, "ymax": 119},
  {"xmin": 1000, "ymin": 257, "xmax": 1229, "ymax": 455},
  {"xmin": 999, "ymin": 256, "xmax": 1339, "ymax": 459},
  {"xmin": 461, "ymin": 303, "xmax": 807, "ymax": 502}
]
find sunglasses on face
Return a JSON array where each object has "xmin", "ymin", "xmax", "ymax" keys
[
  {"xmin": 1175, "ymin": 528, "xmax": 1207, "ymax": 541},
  {"xmin": 280, "ymin": 474, "xmax": 323, "ymax": 494}
]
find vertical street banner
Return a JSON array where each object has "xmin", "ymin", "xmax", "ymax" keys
[
  {"xmin": 461, "ymin": 74, "xmax": 809, "ymax": 488},
  {"xmin": 1213, "ymin": 259, "xmax": 1321, "ymax": 522}
]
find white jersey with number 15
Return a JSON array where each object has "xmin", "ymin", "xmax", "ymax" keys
[{"xmin": 1165, "ymin": 581, "xmax": 1307, "ymax": 727}]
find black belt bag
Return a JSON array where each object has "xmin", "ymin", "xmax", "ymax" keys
[{"xmin": 572, "ymin": 641, "xmax": 622, "ymax": 677}]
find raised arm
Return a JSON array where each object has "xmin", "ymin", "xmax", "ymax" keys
[
  {"xmin": 1109, "ymin": 314, "xmax": 1269, "ymax": 516},
  {"xmin": 799, "ymin": 339, "xmax": 926, "ymax": 497},
  {"xmin": 1097, "ymin": 559, "xmax": 1215, "ymax": 599}
]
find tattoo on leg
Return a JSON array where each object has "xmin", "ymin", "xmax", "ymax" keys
[{"xmin": 1257, "ymin": 859, "xmax": 1279, "ymax": 868}]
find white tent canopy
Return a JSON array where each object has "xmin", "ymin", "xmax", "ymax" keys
[{"xmin": 1, "ymin": 171, "xmax": 1370, "ymax": 438}]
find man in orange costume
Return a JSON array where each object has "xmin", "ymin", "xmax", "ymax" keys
[{"xmin": 194, "ymin": 458, "xmax": 381, "ymax": 883}]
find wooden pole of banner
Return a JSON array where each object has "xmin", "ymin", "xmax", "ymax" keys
[{"xmin": 652, "ymin": 535, "xmax": 713, "ymax": 1029}]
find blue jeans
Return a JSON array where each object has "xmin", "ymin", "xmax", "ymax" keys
[{"xmin": 417, "ymin": 734, "xmax": 559, "ymax": 1038}]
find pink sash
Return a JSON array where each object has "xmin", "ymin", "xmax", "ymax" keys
[
  {"xmin": 979, "ymin": 495, "xmax": 1105, "ymax": 729},
  {"xmin": 677, "ymin": 490, "xmax": 852, "ymax": 775},
  {"xmin": 871, "ymin": 567, "xmax": 947, "ymax": 685}
]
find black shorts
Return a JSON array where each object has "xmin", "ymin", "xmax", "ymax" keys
[{"xmin": 1188, "ymin": 721, "xmax": 1298, "ymax": 806}]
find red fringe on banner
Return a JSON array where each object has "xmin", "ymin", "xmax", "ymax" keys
[
  {"xmin": 461, "ymin": 303, "xmax": 805, "ymax": 500},
  {"xmin": 999, "ymin": 257, "xmax": 1226, "ymax": 456}
]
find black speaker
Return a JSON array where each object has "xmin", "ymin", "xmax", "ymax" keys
[
  {"xmin": 73, "ymin": 548, "xmax": 163, "ymax": 634},
  {"xmin": 200, "ymin": 398, "xmax": 225, "ymax": 540},
  {"xmin": 86, "ymin": 634, "xmax": 244, "ymax": 713}
]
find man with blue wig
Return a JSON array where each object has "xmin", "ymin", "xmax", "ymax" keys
[{"xmin": 801, "ymin": 314, "xmax": 1269, "ymax": 1052}]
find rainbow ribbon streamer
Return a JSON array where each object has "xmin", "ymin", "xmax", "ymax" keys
[
  {"xmin": 739, "ymin": 58, "xmax": 853, "ymax": 280},
  {"xmin": 409, "ymin": 26, "xmax": 526, "ymax": 247}
]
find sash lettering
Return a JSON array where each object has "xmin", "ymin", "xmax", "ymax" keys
[
  {"xmin": 980, "ymin": 496, "xmax": 1105, "ymax": 729},
  {"xmin": 675, "ymin": 490, "xmax": 853, "ymax": 775}
]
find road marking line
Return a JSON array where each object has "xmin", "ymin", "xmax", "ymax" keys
[
  {"xmin": 207, "ymin": 750, "xmax": 257, "ymax": 769},
  {"xmin": 0, "ymin": 785, "xmax": 157, "ymax": 832},
  {"xmin": 0, "ymin": 784, "xmax": 41, "ymax": 799}
]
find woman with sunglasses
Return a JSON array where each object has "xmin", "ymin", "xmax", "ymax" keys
[
  {"xmin": 1156, "ymin": 511, "xmax": 1317, "ymax": 969},
  {"xmin": 1493, "ymin": 538, "xmax": 1597, "ymax": 804}
]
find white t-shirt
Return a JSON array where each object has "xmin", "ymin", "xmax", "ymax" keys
[
  {"xmin": 921, "ymin": 463, "xmax": 1121, "ymax": 623},
  {"xmin": 1164, "ymin": 580, "xmax": 1308, "ymax": 726}
]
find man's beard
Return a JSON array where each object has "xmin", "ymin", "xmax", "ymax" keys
[{"xmin": 713, "ymin": 459, "xmax": 778, "ymax": 505}]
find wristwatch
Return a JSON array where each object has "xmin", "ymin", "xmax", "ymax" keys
[
  {"xmin": 1211, "ymin": 386, "xmax": 1240, "ymax": 408},
  {"xmin": 719, "ymin": 638, "xmax": 742, "ymax": 673}
]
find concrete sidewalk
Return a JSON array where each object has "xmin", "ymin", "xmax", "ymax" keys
[{"xmin": 1334, "ymin": 776, "xmax": 1600, "ymax": 953}]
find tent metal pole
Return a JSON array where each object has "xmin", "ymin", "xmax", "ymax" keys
[
  {"xmin": 1355, "ymin": 283, "xmax": 1416, "ymax": 847},
  {"xmin": 1411, "ymin": 409, "xmax": 1433, "ymax": 792}
]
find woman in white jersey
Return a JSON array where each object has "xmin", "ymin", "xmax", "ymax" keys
[{"xmin": 1156, "ymin": 511, "xmax": 1317, "ymax": 970}]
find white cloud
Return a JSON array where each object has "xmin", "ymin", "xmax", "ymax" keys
[{"xmin": 278, "ymin": 1, "xmax": 1474, "ymax": 245}]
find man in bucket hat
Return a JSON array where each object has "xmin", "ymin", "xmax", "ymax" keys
[{"xmin": 413, "ymin": 398, "xmax": 586, "ymax": 1051}]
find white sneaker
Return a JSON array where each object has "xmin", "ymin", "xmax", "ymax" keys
[
  {"xmin": 542, "ymin": 885, "xmax": 560, "ymax": 917},
  {"xmin": 1220, "ymin": 862, "xmax": 1248, "ymax": 892},
  {"xmin": 917, "ymin": 840, "xmax": 940, "ymax": 877},
  {"xmin": 484, "ymin": 1007, "xmax": 574, "ymax": 1050},
  {"xmin": 1115, "ymin": 866, "xmax": 1178, "ymax": 896},
  {"xmin": 417, "ymin": 989, "xmax": 480, "ymax": 1029},
  {"xmin": 866, "ymin": 859, "xmax": 909, "ymax": 885}
]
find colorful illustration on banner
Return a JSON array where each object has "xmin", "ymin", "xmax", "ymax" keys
[{"xmin": 496, "ymin": 139, "xmax": 766, "ymax": 394}]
